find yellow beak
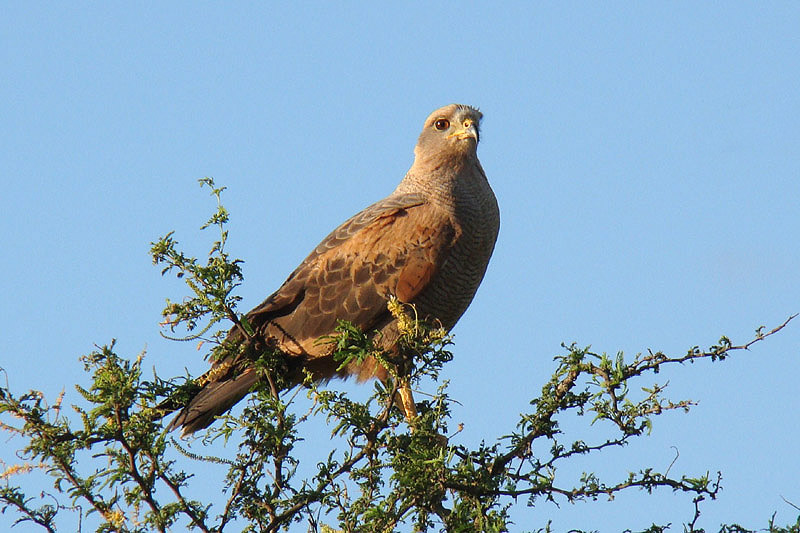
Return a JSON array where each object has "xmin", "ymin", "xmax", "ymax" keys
[{"xmin": 447, "ymin": 119, "xmax": 479, "ymax": 142}]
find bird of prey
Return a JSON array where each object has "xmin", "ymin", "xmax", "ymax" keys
[{"xmin": 169, "ymin": 104, "xmax": 500, "ymax": 434}]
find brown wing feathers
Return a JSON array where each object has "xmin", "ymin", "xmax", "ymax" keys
[
  {"xmin": 254, "ymin": 198, "xmax": 454, "ymax": 358},
  {"xmin": 169, "ymin": 196, "xmax": 455, "ymax": 433}
]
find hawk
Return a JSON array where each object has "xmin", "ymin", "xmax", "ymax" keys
[{"xmin": 169, "ymin": 104, "xmax": 500, "ymax": 433}]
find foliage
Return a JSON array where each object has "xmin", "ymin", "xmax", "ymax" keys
[{"xmin": 1, "ymin": 179, "xmax": 797, "ymax": 532}]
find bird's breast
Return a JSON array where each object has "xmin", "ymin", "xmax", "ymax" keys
[{"xmin": 412, "ymin": 177, "xmax": 500, "ymax": 329}]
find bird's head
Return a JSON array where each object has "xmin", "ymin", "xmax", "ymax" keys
[{"xmin": 415, "ymin": 104, "xmax": 483, "ymax": 160}]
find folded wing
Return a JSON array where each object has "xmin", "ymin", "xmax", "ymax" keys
[{"xmin": 169, "ymin": 193, "xmax": 456, "ymax": 433}]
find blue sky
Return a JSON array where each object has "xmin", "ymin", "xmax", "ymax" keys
[{"xmin": 2, "ymin": 4, "xmax": 799, "ymax": 531}]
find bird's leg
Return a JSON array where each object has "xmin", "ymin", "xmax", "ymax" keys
[
  {"xmin": 396, "ymin": 379, "xmax": 417, "ymax": 421},
  {"xmin": 396, "ymin": 379, "xmax": 448, "ymax": 446}
]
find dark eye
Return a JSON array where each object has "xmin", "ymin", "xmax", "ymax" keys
[{"xmin": 434, "ymin": 118, "xmax": 450, "ymax": 131}]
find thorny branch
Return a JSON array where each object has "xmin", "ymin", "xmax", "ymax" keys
[
  {"xmin": 490, "ymin": 314, "xmax": 796, "ymax": 479},
  {"xmin": 2, "ymin": 180, "xmax": 796, "ymax": 532}
]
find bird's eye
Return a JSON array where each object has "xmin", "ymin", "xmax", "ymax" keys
[{"xmin": 434, "ymin": 118, "xmax": 450, "ymax": 131}]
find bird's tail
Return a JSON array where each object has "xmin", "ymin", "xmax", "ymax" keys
[{"xmin": 164, "ymin": 367, "xmax": 260, "ymax": 435}]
